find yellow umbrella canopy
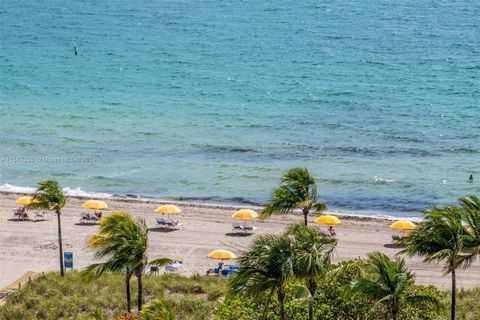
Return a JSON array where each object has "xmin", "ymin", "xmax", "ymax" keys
[
  {"xmin": 155, "ymin": 204, "xmax": 182, "ymax": 215},
  {"xmin": 15, "ymin": 196, "xmax": 33, "ymax": 205},
  {"xmin": 232, "ymin": 209, "xmax": 259, "ymax": 220},
  {"xmin": 390, "ymin": 220, "xmax": 417, "ymax": 231},
  {"xmin": 314, "ymin": 215, "xmax": 342, "ymax": 225},
  {"xmin": 81, "ymin": 200, "xmax": 108, "ymax": 210},
  {"xmin": 207, "ymin": 249, "xmax": 237, "ymax": 260}
]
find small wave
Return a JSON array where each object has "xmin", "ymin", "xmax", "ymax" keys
[
  {"xmin": 0, "ymin": 183, "xmax": 113, "ymax": 199},
  {"xmin": 193, "ymin": 144, "xmax": 258, "ymax": 154},
  {"xmin": 444, "ymin": 147, "xmax": 479, "ymax": 154},
  {"xmin": 0, "ymin": 183, "xmax": 36, "ymax": 194},
  {"xmin": 62, "ymin": 187, "xmax": 113, "ymax": 198}
]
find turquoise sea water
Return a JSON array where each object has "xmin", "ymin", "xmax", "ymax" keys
[{"xmin": 1, "ymin": 0, "xmax": 479, "ymax": 216}]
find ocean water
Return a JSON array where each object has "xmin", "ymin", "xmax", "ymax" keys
[{"xmin": 1, "ymin": 0, "xmax": 479, "ymax": 217}]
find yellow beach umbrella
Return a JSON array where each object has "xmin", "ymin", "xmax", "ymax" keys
[
  {"xmin": 81, "ymin": 200, "xmax": 108, "ymax": 210},
  {"xmin": 155, "ymin": 204, "xmax": 182, "ymax": 215},
  {"xmin": 390, "ymin": 220, "xmax": 417, "ymax": 231},
  {"xmin": 232, "ymin": 209, "xmax": 258, "ymax": 220},
  {"xmin": 15, "ymin": 196, "xmax": 33, "ymax": 205},
  {"xmin": 208, "ymin": 249, "xmax": 237, "ymax": 260},
  {"xmin": 314, "ymin": 215, "xmax": 342, "ymax": 225}
]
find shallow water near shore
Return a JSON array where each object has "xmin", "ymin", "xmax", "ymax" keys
[{"xmin": 1, "ymin": 0, "xmax": 479, "ymax": 217}]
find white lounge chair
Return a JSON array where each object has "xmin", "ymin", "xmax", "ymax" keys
[{"xmin": 34, "ymin": 211, "xmax": 51, "ymax": 221}]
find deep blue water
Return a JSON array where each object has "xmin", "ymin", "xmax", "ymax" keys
[{"xmin": 1, "ymin": 0, "xmax": 479, "ymax": 216}]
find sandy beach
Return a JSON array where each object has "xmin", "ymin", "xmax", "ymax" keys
[{"xmin": 1, "ymin": 191, "xmax": 479, "ymax": 291}]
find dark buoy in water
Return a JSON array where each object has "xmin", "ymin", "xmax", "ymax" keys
[
  {"xmin": 469, "ymin": 174, "xmax": 474, "ymax": 182},
  {"xmin": 74, "ymin": 46, "xmax": 77, "ymax": 56}
]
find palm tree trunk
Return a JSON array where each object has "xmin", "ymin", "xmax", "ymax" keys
[
  {"xmin": 56, "ymin": 211, "xmax": 64, "ymax": 277},
  {"xmin": 125, "ymin": 272, "xmax": 131, "ymax": 313},
  {"xmin": 137, "ymin": 272, "xmax": 143, "ymax": 311},
  {"xmin": 307, "ymin": 279, "xmax": 317, "ymax": 320},
  {"xmin": 303, "ymin": 208, "xmax": 309, "ymax": 226},
  {"xmin": 451, "ymin": 267, "xmax": 456, "ymax": 320},
  {"xmin": 277, "ymin": 287, "xmax": 286, "ymax": 320}
]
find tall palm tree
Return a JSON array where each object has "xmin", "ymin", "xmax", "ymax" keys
[
  {"xmin": 353, "ymin": 252, "xmax": 440, "ymax": 320},
  {"xmin": 285, "ymin": 223, "xmax": 336, "ymax": 320},
  {"xmin": 230, "ymin": 235, "xmax": 295, "ymax": 320},
  {"xmin": 262, "ymin": 167, "xmax": 326, "ymax": 225},
  {"xmin": 400, "ymin": 206, "xmax": 469, "ymax": 320},
  {"xmin": 84, "ymin": 212, "xmax": 170, "ymax": 312},
  {"xmin": 459, "ymin": 195, "xmax": 480, "ymax": 264},
  {"xmin": 27, "ymin": 180, "xmax": 66, "ymax": 276}
]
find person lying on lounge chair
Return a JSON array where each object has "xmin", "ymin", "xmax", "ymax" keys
[{"xmin": 328, "ymin": 226, "xmax": 337, "ymax": 237}]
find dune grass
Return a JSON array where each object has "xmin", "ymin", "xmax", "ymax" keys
[
  {"xmin": 1, "ymin": 271, "xmax": 480, "ymax": 320},
  {"xmin": 0, "ymin": 271, "xmax": 227, "ymax": 320}
]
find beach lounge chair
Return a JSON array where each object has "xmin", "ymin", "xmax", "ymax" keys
[
  {"xmin": 392, "ymin": 234, "xmax": 402, "ymax": 242},
  {"xmin": 206, "ymin": 262, "xmax": 224, "ymax": 275},
  {"xmin": 242, "ymin": 223, "xmax": 256, "ymax": 231},
  {"xmin": 80, "ymin": 212, "xmax": 95, "ymax": 224},
  {"xmin": 90, "ymin": 214, "xmax": 100, "ymax": 223},
  {"xmin": 165, "ymin": 261, "xmax": 183, "ymax": 273},
  {"xmin": 165, "ymin": 219, "xmax": 182, "ymax": 230},
  {"xmin": 12, "ymin": 209, "xmax": 28, "ymax": 221},
  {"xmin": 34, "ymin": 211, "xmax": 50, "ymax": 221},
  {"xmin": 156, "ymin": 217, "xmax": 167, "ymax": 228},
  {"xmin": 232, "ymin": 222, "xmax": 243, "ymax": 232}
]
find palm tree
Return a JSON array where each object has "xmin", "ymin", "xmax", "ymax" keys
[
  {"xmin": 84, "ymin": 212, "xmax": 170, "ymax": 312},
  {"xmin": 230, "ymin": 235, "xmax": 295, "ymax": 320},
  {"xmin": 27, "ymin": 180, "xmax": 66, "ymax": 276},
  {"xmin": 400, "ymin": 206, "xmax": 469, "ymax": 320},
  {"xmin": 459, "ymin": 195, "xmax": 480, "ymax": 264},
  {"xmin": 285, "ymin": 223, "xmax": 336, "ymax": 320},
  {"xmin": 353, "ymin": 252, "xmax": 440, "ymax": 320},
  {"xmin": 262, "ymin": 167, "xmax": 326, "ymax": 225}
]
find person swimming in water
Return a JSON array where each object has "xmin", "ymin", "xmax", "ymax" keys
[
  {"xmin": 469, "ymin": 175, "xmax": 474, "ymax": 182},
  {"xmin": 74, "ymin": 46, "xmax": 77, "ymax": 55}
]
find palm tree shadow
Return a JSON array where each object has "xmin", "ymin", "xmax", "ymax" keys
[
  {"xmin": 74, "ymin": 223, "xmax": 99, "ymax": 226},
  {"xmin": 384, "ymin": 243, "xmax": 407, "ymax": 249},
  {"xmin": 148, "ymin": 227, "xmax": 176, "ymax": 233},
  {"xmin": 225, "ymin": 232, "xmax": 254, "ymax": 237},
  {"xmin": 7, "ymin": 219, "xmax": 30, "ymax": 222}
]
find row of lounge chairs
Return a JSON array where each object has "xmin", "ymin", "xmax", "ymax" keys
[
  {"xmin": 12, "ymin": 209, "xmax": 52, "ymax": 221},
  {"xmin": 156, "ymin": 217, "xmax": 183, "ymax": 230},
  {"xmin": 232, "ymin": 222, "xmax": 256, "ymax": 234},
  {"xmin": 79, "ymin": 212, "xmax": 101, "ymax": 224},
  {"xmin": 206, "ymin": 262, "xmax": 240, "ymax": 276}
]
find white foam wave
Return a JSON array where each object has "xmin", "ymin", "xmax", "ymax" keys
[
  {"xmin": 62, "ymin": 187, "xmax": 113, "ymax": 199},
  {"xmin": 0, "ymin": 183, "xmax": 36, "ymax": 194},
  {"xmin": 0, "ymin": 183, "xmax": 113, "ymax": 199}
]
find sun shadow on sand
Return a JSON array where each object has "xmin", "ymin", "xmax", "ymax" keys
[
  {"xmin": 7, "ymin": 219, "xmax": 30, "ymax": 222},
  {"xmin": 148, "ymin": 227, "xmax": 177, "ymax": 233},
  {"xmin": 74, "ymin": 223, "xmax": 99, "ymax": 227},
  {"xmin": 383, "ymin": 243, "xmax": 407, "ymax": 249},
  {"xmin": 225, "ymin": 232, "xmax": 254, "ymax": 237}
]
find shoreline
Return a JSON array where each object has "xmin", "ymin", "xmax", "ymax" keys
[{"xmin": 0, "ymin": 188, "xmax": 423, "ymax": 222}]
